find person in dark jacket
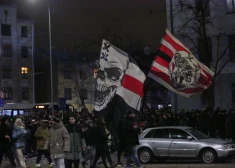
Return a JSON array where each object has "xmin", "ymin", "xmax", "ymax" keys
[
  {"xmin": 117, "ymin": 118, "xmax": 126, "ymax": 166},
  {"xmin": 91, "ymin": 119, "xmax": 115, "ymax": 168},
  {"xmin": 0, "ymin": 117, "xmax": 16, "ymax": 168},
  {"xmin": 81, "ymin": 120, "xmax": 96, "ymax": 168},
  {"xmin": 122, "ymin": 111, "xmax": 144, "ymax": 168},
  {"xmin": 65, "ymin": 115, "xmax": 86, "ymax": 168}
]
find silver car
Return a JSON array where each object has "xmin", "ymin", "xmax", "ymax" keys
[{"xmin": 137, "ymin": 126, "xmax": 235, "ymax": 164}]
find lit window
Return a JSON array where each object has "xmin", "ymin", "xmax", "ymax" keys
[
  {"xmin": 21, "ymin": 67, "xmax": 28, "ymax": 79},
  {"xmin": 21, "ymin": 67, "xmax": 28, "ymax": 74}
]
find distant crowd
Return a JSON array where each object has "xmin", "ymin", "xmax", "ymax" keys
[{"xmin": 140, "ymin": 107, "xmax": 235, "ymax": 141}]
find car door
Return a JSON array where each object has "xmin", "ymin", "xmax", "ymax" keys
[
  {"xmin": 169, "ymin": 129, "xmax": 197, "ymax": 157},
  {"xmin": 147, "ymin": 128, "xmax": 173, "ymax": 157}
]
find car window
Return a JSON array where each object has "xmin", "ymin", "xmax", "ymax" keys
[
  {"xmin": 170, "ymin": 129, "xmax": 189, "ymax": 139},
  {"xmin": 152, "ymin": 129, "xmax": 169, "ymax": 139},
  {"xmin": 144, "ymin": 129, "xmax": 155, "ymax": 138}
]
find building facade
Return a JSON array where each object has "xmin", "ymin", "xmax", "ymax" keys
[
  {"xmin": 166, "ymin": 0, "xmax": 235, "ymax": 110},
  {"xmin": 0, "ymin": 5, "xmax": 34, "ymax": 106},
  {"xmin": 57, "ymin": 51, "xmax": 98, "ymax": 112}
]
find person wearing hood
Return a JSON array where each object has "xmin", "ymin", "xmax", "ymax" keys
[
  {"xmin": 34, "ymin": 120, "xmax": 53, "ymax": 168},
  {"xmin": 91, "ymin": 119, "xmax": 116, "ymax": 168},
  {"xmin": 12, "ymin": 118, "xmax": 29, "ymax": 168},
  {"xmin": 44, "ymin": 116, "xmax": 70, "ymax": 168},
  {"xmin": 65, "ymin": 114, "xmax": 86, "ymax": 168},
  {"xmin": 122, "ymin": 111, "xmax": 144, "ymax": 168},
  {"xmin": 0, "ymin": 117, "xmax": 16, "ymax": 168},
  {"xmin": 81, "ymin": 120, "xmax": 96, "ymax": 168}
]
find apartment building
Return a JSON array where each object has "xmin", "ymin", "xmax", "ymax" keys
[{"xmin": 0, "ymin": 5, "xmax": 34, "ymax": 106}]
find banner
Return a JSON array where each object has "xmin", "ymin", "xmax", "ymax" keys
[{"xmin": 148, "ymin": 29, "xmax": 214, "ymax": 97}]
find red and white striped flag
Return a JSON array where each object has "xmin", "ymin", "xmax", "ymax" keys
[
  {"xmin": 116, "ymin": 57, "xmax": 146, "ymax": 110},
  {"xmin": 148, "ymin": 29, "xmax": 214, "ymax": 97}
]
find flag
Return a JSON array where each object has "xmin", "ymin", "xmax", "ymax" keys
[
  {"xmin": 148, "ymin": 29, "xmax": 214, "ymax": 97},
  {"xmin": 94, "ymin": 39, "xmax": 129, "ymax": 111},
  {"xmin": 116, "ymin": 56, "xmax": 146, "ymax": 110}
]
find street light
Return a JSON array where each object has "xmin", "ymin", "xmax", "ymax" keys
[
  {"xmin": 29, "ymin": 0, "xmax": 54, "ymax": 116},
  {"xmin": 48, "ymin": 1, "xmax": 54, "ymax": 116}
]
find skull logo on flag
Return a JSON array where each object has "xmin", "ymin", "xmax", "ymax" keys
[
  {"xmin": 94, "ymin": 58, "xmax": 124, "ymax": 111},
  {"xmin": 169, "ymin": 51, "xmax": 201, "ymax": 90}
]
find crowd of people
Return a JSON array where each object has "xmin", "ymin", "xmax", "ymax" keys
[
  {"xmin": 0, "ymin": 109, "xmax": 144, "ymax": 168},
  {"xmin": 141, "ymin": 107, "xmax": 235, "ymax": 141},
  {"xmin": 1, "ymin": 106, "xmax": 235, "ymax": 168}
]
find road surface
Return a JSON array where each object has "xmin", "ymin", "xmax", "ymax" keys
[{"xmin": 2, "ymin": 154, "xmax": 235, "ymax": 168}]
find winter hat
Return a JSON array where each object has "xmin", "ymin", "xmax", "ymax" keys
[{"xmin": 51, "ymin": 116, "xmax": 60, "ymax": 123}]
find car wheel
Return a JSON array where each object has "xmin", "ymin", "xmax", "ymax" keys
[
  {"xmin": 201, "ymin": 149, "xmax": 217, "ymax": 164},
  {"xmin": 138, "ymin": 148, "xmax": 153, "ymax": 164}
]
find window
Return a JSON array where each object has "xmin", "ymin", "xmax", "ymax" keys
[
  {"xmin": 170, "ymin": 129, "xmax": 189, "ymax": 139},
  {"xmin": 152, "ymin": 129, "xmax": 169, "ymax": 139},
  {"xmin": 2, "ymin": 66, "xmax": 12, "ymax": 78},
  {"xmin": 21, "ymin": 67, "xmax": 28, "ymax": 79},
  {"xmin": 198, "ymin": 37, "xmax": 212, "ymax": 66},
  {"xmin": 64, "ymin": 88, "xmax": 72, "ymax": 100},
  {"xmin": 2, "ymin": 45, "xmax": 12, "ymax": 57},
  {"xmin": 195, "ymin": 0, "xmax": 210, "ymax": 17},
  {"xmin": 1, "ymin": 24, "xmax": 11, "ymax": 36},
  {"xmin": 3, "ymin": 87, "xmax": 12, "ymax": 100},
  {"xmin": 229, "ymin": 35, "xmax": 235, "ymax": 60},
  {"xmin": 144, "ymin": 129, "xmax": 156, "ymax": 138},
  {"xmin": 21, "ymin": 26, "xmax": 28, "ymax": 37},
  {"xmin": 80, "ymin": 89, "xmax": 87, "ymax": 100},
  {"xmin": 21, "ymin": 46, "xmax": 28, "ymax": 58},
  {"xmin": 226, "ymin": 0, "xmax": 235, "ymax": 14},
  {"xmin": 80, "ymin": 69, "xmax": 86, "ymax": 80},
  {"xmin": 22, "ymin": 88, "xmax": 29, "ymax": 100},
  {"xmin": 64, "ymin": 70, "xmax": 72, "ymax": 79},
  {"xmin": 232, "ymin": 83, "xmax": 235, "ymax": 104}
]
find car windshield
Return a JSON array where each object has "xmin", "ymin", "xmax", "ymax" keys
[{"xmin": 185, "ymin": 128, "xmax": 209, "ymax": 139}]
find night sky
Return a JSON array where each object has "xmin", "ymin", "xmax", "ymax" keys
[{"xmin": 0, "ymin": 0, "xmax": 166, "ymax": 53}]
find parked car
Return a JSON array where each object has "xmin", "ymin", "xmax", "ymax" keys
[{"xmin": 137, "ymin": 126, "xmax": 235, "ymax": 164}]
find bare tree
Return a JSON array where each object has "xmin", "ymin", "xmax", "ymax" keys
[
  {"xmin": 173, "ymin": 0, "xmax": 235, "ymax": 108},
  {"xmin": 58, "ymin": 52, "xmax": 97, "ymax": 112}
]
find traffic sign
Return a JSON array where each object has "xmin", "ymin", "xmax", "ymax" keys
[
  {"xmin": 0, "ymin": 98, "xmax": 4, "ymax": 107},
  {"xmin": 58, "ymin": 98, "xmax": 66, "ymax": 110}
]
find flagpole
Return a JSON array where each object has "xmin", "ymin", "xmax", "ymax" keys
[
  {"xmin": 135, "ymin": 77, "xmax": 151, "ymax": 110},
  {"xmin": 170, "ymin": 0, "xmax": 178, "ymax": 114}
]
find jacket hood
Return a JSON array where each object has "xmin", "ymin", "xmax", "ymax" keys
[
  {"xmin": 14, "ymin": 124, "xmax": 24, "ymax": 129},
  {"xmin": 1, "ymin": 116, "xmax": 9, "ymax": 124},
  {"xmin": 52, "ymin": 121, "xmax": 64, "ymax": 129}
]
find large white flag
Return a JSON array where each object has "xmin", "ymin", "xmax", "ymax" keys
[
  {"xmin": 94, "ymin": 39, "xmax": 129, "ymax": 111},
  {"xmin": 116, "ymin": 56, "xmax": 146, "ymax": 110}
]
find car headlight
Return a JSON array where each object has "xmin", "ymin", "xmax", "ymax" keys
[{"xmin": 221, "ymin": 144, "xmax": 232, "ymax": 150}]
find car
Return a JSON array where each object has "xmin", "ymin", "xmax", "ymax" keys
[{"xmin": 137, "ymin": 126, "xmax": 235, "ymax": 164}]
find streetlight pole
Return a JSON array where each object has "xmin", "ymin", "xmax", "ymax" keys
[
  {"xmin": 31, "ymin": 23, "xmax": 35, "ymax": 104},
  {"xmin": 48, "ymin": 2, "xmax": 54, "ymax": 116}
]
